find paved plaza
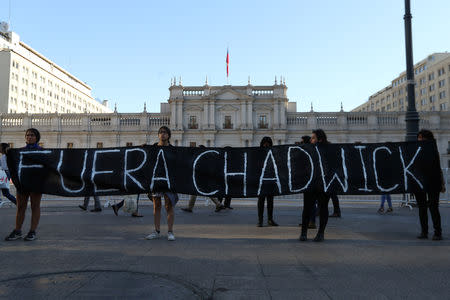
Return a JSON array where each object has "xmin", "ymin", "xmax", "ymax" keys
[{"xmin": 0, "ymin": 199, "xmax": 449, "ymax": 299}]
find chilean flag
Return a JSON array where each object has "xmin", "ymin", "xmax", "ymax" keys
[{"xmin": 226, "ymin": 48, "xmax": 229, "ymax": 77}]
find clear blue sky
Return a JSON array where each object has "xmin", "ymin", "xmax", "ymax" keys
[{"xmin": 2, "ymin": 0, "xmax": 450, "ymax": 113}]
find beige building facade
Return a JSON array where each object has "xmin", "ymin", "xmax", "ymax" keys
[
  {"xmin": 1, "ymin": 81, "xmax": 450, "ymax": 168},
  {"xmin": 0, "ymin": 25, "xmax": 111, "ymax": 114},
  {"xmin": 353, "ymin": 53, "xmax": 450, "ymax": 113}
]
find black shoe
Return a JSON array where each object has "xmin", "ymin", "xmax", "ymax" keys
[
  {"xmin": 131, "ymin": 213, "xmax": 143, "ymax": 217},
  {"xmin": 112, "ymin": 205, "xmax": 119, "ymax": 216},
  {"xmin": 329, "ymin": 212, "xmax": 341, "ymax": 218},
  {"xmin": 257, "ymin": 222, "xmax": 263, "ymax": 227},
  {"xmin": 5, "ymin": 229, "xmax": 22, "ymax": 241},
  {"xmin": 90, "ymin": 208, "xmax": 102, "ymax": 212},
  {"xmin": 24, "ymin": 231, "xmax": 37, "ymax": 241},
  {"xmin": 181, "ymin": 208, "xmax": 193, "ymax": 213},
  {"xmin": 417, "ymin": 233, "xmax": 428, "ymax": 239},
  {"xmin": 224, "ymin": 206, "xmax": 233, "ymax": 209},
  {"xmin": 432, "ymin": 234, "xmax": 443, "ymax": 241},
  {"xmin": 313, "ymin": 233, "xmax": 324, "ymax": 242},
  {"xmin": 78, "ymin": 205, "xmax": 87, "ymax": 211},
  {"xmin": 268, "ymin": 220, "xmax": 279, "ymax": 226}
]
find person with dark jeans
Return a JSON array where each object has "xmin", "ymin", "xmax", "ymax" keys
[
  {"xmin": 219, "ymin": 196, "xmax": 233, "ymax": 209},
  {"xmin": 79, "ymin": 196, "xmax": 102, "ymax": 212},
  {"xmin": 257, "ymin": 195, "xmax": 278, "ymax": 227},
  {"xmin": 1, "ymin": 188, "xmax": 17, "ymax": 205},
  {"xmin": 257, "ymin": 136, "xmax": 278, "ymax": 227},
  {"xmin": 299, "ymin": 129, "xmax": 331, "ymax": 242},
  {"xmin": 300, "ymin": 191, "xmax": 316, "ymax": 228},
  {"xmin": 415, "ymin": 129, "xmax": 444, "ymax": 240},
  {"xmin": 329, "ymin": 194, "xmax": 341, "ymax": 217}
]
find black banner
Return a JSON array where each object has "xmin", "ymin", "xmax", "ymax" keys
[{"xmin": 6, "ymin": 142, "xmax": 442, "ymax": 197}]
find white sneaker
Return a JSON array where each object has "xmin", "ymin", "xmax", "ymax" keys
[
  {"xmin": 145, "ymin": 231, "xmax": 161, "ymax": 240},
  {"xmin": 167, "ymin": 232, "xmax": 175, "ymax": 241}
]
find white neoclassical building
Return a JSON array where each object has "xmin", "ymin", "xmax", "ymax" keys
[
  {"xmin": 0, "ymin": 24, "xmax": 111, "ymax": 114},
  {"xmin": 1, "ymin": 81, "xmax": 450, "ymax": 168}
]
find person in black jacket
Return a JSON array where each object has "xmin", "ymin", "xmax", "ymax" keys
[
  {"xmin": 415, "ymin": 129, "xmax": 444, "ymax": 240},
  {"xmin": 299, "ymin": 129, "xmax": 330, "ymax": 242},
  {"xmin": 257, "ymin": 137, "xmax": 278, "ymax": 227}
]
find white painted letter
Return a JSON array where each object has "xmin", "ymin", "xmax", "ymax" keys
[
  {"xmin": 150, "ymin": 149, "xmax": 171, "ymax": 190},
  {"xmin": 224, "ymin": 151, "xmax": 247, "ymax": 196},
  {"xmin": 354, "ymin": 145, "xmax": 372, "ymax": 192},
  {"xmin": 315, "ymin": 146, "xmax": 348, "ymax": 193},
  {"xmin": 193, "ymin": 150, "xmax": 220, "ymax": 195},
  {"xmin": 18, "ymin": 150, "xmax": 52, "ymax": 182},
  {"xmin": 372, "ymin": 146, "xmax": 399, "ymax": 192},
  {"xmin": 258, "ymin": 150, "xmax": 282, "ymax": 195},
  {"xmin": 287, "ymin": 146, "xmax": 314, "ymax": 192},
  {"xmin": 399, "ymin": 146, "xmax": 423, "ymax": 190},
  {"xmin": 124, "ymin": 148, "xmax": 147, "ymax": 191},
  {"xmin": 57, "ymin": 150, "xmax": 87, "ymax": 193},
  {"xmin": 91, "ymin": 149, "xmax": 121, "ymax": 193}
]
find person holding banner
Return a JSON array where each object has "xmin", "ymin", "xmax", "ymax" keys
[
  {"xmin": 257, "ymin": 137, "xmax": 278, "ymax": 227},
  {"xmin": 145, "ymin": 126, "xmax": 178, "ymax": 241},
  {"xmin": 5, "ymin": 128, "xmax": 43, "ymax": 241},
  {"xmin": 415, "ymin": 129, "xmax": 444, "ymax": 241},
  {"xmin": 0, "ymin": 143, "xmax": 17, "ymax": 205},
  {"xmin": 300, "ymin": 129, "xmax": 331, "ymax": 242}
]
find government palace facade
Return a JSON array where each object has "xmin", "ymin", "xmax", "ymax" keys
[{"xmin": 1, "ymin": 81, "xmax": 450, "ymax": 169}]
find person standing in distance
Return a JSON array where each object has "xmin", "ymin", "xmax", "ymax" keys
[{"xmin": 415, "ymin": 129, "xmax": 444, "ymax": 240}]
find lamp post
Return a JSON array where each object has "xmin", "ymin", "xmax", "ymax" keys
[{"xmin": 404, "ymin": 0, "xmax": 419, "ymax": 141}]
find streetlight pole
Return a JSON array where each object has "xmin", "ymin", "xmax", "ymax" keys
[{"xmin": 404, "ymin": 0, "xmax": 419, "ymax": 141}]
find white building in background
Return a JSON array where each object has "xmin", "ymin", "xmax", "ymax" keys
[
  {"xmin": 0, "ymin": 23, "xmax": 111, "ymax": 114},
  {"xmin": 353, "ymin": 52, "xmax": 450, "ymax": 113},
  {"xmin": 1, "ymin": 80, "xmax": 450, "ymax": 168}
]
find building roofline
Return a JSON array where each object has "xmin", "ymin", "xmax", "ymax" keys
[{"xmin": 18, "ymin": 41, "xmax": 92, "ymax": 90}]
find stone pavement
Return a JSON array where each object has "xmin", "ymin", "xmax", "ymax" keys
[{"xmin": 0, "ymin": 201, "xmax": 449, "ymax": 299}]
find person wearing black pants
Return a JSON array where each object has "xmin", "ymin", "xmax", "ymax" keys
[
  {"xmin": 257, "ymin": 195, "xmax": 278, "ymax": 227},
  {"xmin": 415, "ymin": 129, "xmax": 444, "ymax": 240},
  {"xmin": 300, "ymin": 129, "xmax": 331, "ymax": 242},
  {"xmin": 415, "ymin": 191, "xmax": 442, "ymax": 240},
  {"xmin": 256, "ymin": 137, "xmax": 278, "ymax": 227}
]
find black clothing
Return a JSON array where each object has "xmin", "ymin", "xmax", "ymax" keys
[
  {"xmin": 257, "ymin": 195, "xmax": 274, "ymax": 223},
  {"xmin": 301, "ymin": 192, "xmax": 330, "ymax": 235},
  {"xmin": 415, "ymin": 191, "xmax": 442, "ymax": 236}
]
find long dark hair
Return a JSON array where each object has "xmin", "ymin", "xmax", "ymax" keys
[
  {"xmin": 312, "ymin": 129, "xmax": 328, "ymax": 143},
  {"xmin": 260, "ymin": 136, "xmax": 273, "ymax": 147},
  {"xmin": 418, "ymin": 129, "xmax": 435, "ymax": 141},
  {"xmin": 25, "ymin": 128, "xmax": 41, "ymax": 144}
]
